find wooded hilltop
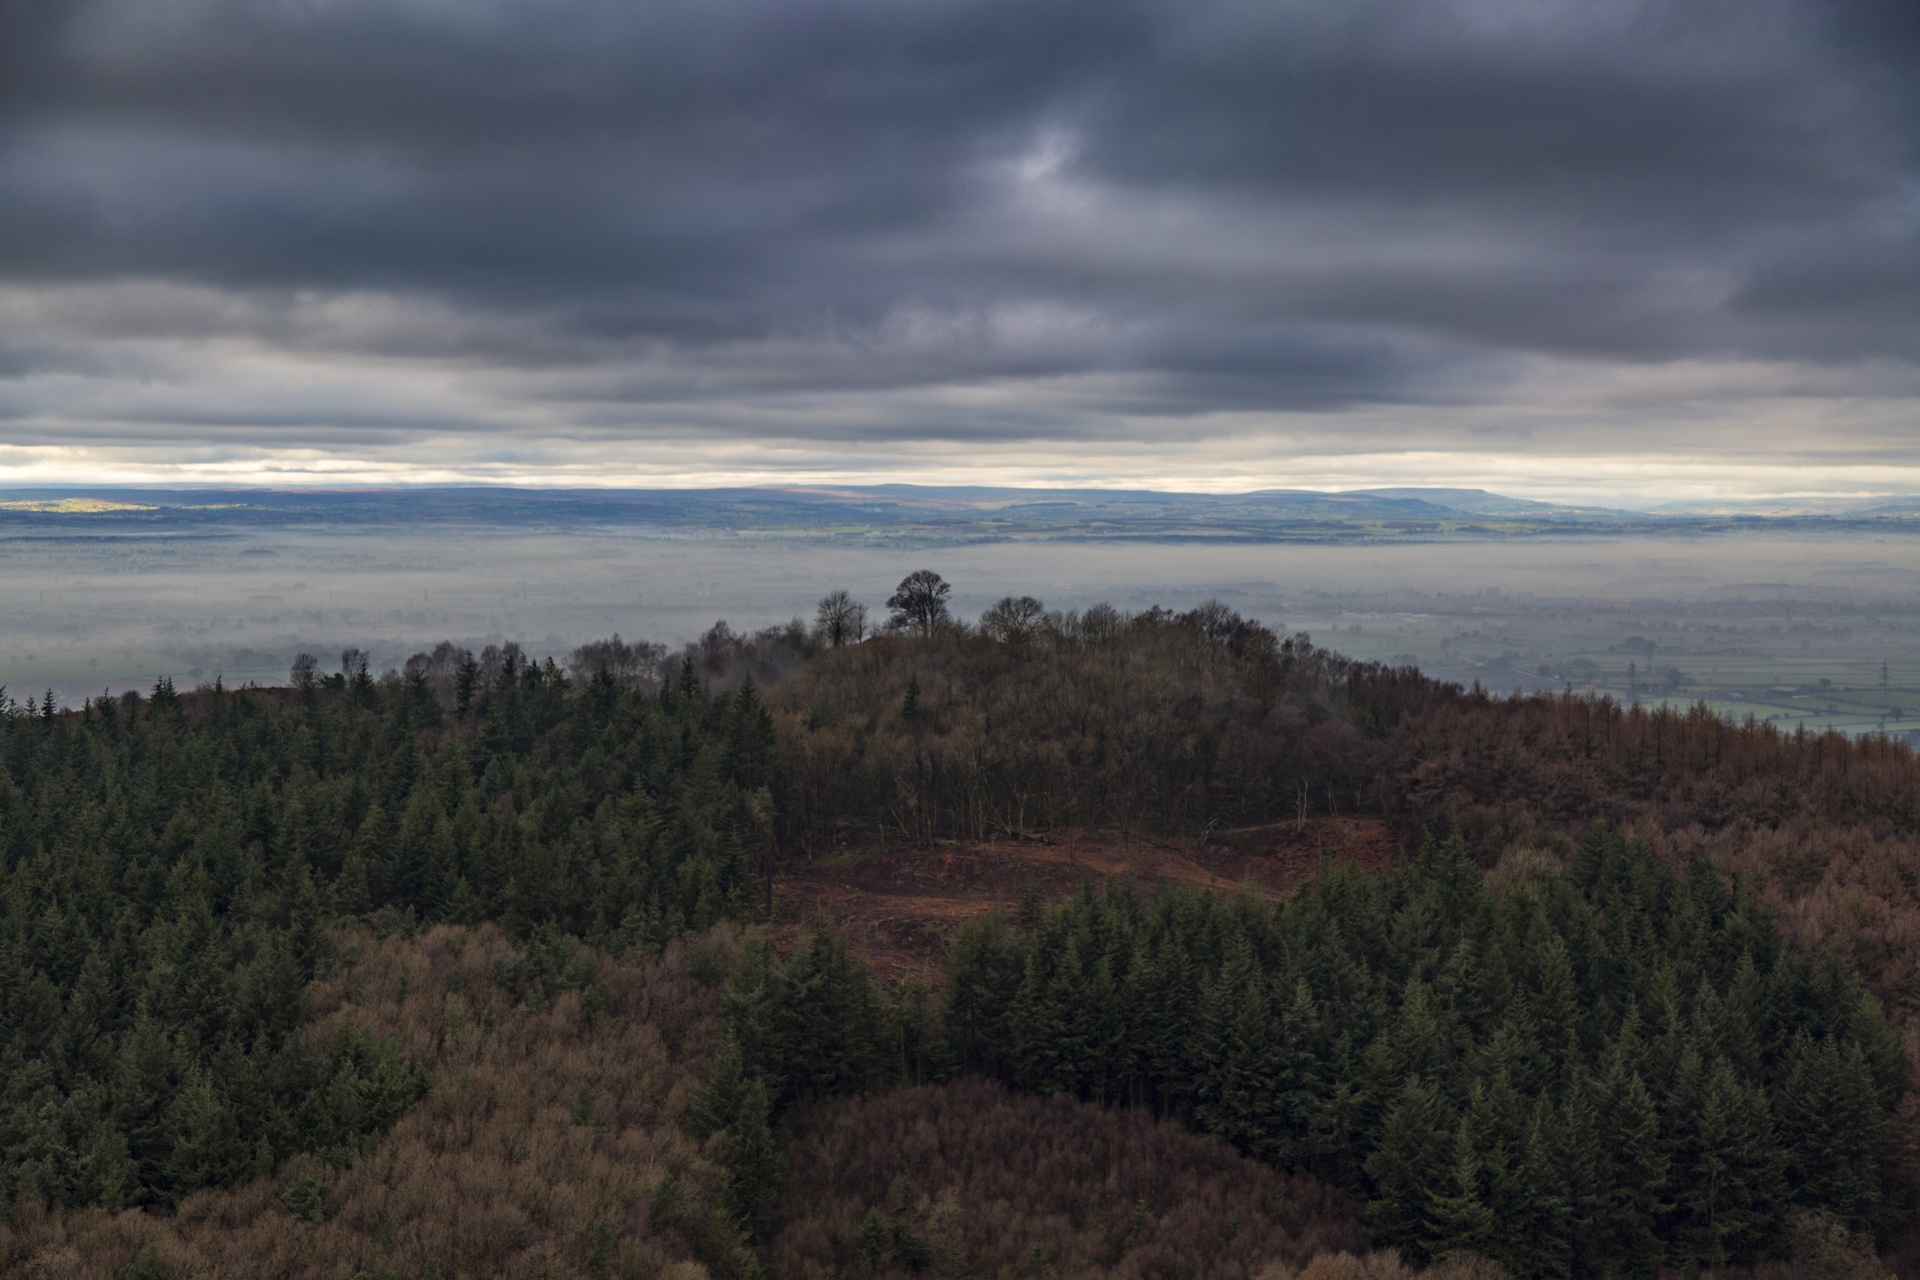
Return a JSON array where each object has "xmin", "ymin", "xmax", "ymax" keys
[{"xmin": 2, "ymin": 570, "xmax": 1918, "ymax": 1280}]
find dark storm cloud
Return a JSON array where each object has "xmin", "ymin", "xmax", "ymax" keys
[{"xmin": 0, "ymin": 0, "xmax": 1915, "ymax": 466}]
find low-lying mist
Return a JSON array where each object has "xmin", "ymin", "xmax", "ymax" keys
[{"xmin": 3, "ymin": 523, "xmax": 1918, "ymax": 736}]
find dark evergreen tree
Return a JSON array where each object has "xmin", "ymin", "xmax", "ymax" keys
[
  {"xmin": 1671, "ymin": 1063, "xmax": 1786, "ymax": 1268},
  {"xmin": 1364, "ymin": 1076, "xmax": 1453, "ymax": 1261},
  {"xmin": 1777, "ymin": 1033, "xmax": 1885, "ymax": 1232}
]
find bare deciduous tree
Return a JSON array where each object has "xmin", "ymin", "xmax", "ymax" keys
[
  {"xmin": 568, "ymin": 633, "xmax": 666, "ymax": 685},
  {"xmin": 814, "ymin": 590, "xmax": 868, "ymax": 648},
  {"xmin": 1079, "ymin": 602, "xmax": 1126, "ymax": 644},
  {"xmin": 696, "ymin": 621, "xmax": 739, "ymax": 672},
  {"xmin": 979, "ymin": 595, "xmax": 1045, "ymax": 645}
]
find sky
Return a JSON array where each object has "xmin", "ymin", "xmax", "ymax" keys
[{"xmin": 0, "ymin": 0, "xmax": 1916, "ymax": 503}]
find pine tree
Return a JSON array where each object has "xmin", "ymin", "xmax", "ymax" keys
[
  {"xmin": 1776, "ymin": 1034, "xmax": 1884, "ymax": 1231},
  {"xmin": 1673, "ymin": 1063, "xmax": 1786, "ymax": 1268},
  {"xmin": 722, "ymin": 934, "xmax": 788, "ymax": 1099},
  {"xmin": 1530, "ymin": 935, "xmax": 1581, "ymax": 1076},
  {"xmin": 1426, "ymin": 1120, "xmax": 1496, "ymax": 1262},
  {"xmin": 163, "ymin": 1065, "xmax": 241, "ymax": 1197},
  {"xmin": 1269, "ymin": 976, "xmax": 1325, "ymax": 1167},
  {"xmin": 773, "ymin": 924, "xmax": 884, "ymax": 1101},
  {"xmin": 942, "ymin": 917, "xmax": 1022, "ymax": 1076},
  {"xmin": 719, "ymin": 1073, "xmax": 780, "ymax": 1240},
  {"xmin": 1553, "ymin": 1071, "xmax": 1602, "ymax": 1269},
  {"xmin": 1496, "ymin": 1097, "xmax": 1573, "ymax": 1279},
  {"xmin": 1137, "ymin": 934, "xmax": 1199, "ymax": 1115},
  {"xmin": 1461, "ymin": 1071, "xmax": 1524, "ymax": 1191},
  {"xmin": 689, "ymin": 1040, "xmax": 783, "ymax": 1240},
  {"xmin": 1196, "ymin": 969, "xmax": 1285, "ymax": 1162},
  {"xmin": 1474, "ymin": 998, "xmax": 1547, "ymax": 1098},
  {"xmin": 886, "ymin": 971, "xmax": 955, "ymax": 1088},
  {"xmin": 724, "ymin": 676, "xmax": 776, "ymax": 790},
  {"xmin": 1590, "ymin": 1054, "xmax": 1667, "ymax": 1276},
  {"xmin": 1010, "ymin": 944, "xmax": 1069, "ymax": 1095},
  {"xmin": 112, "ymin": 1016, "xmax": 183, "ymax": 1200},
  {"xmin": 56, "ymin": 946, "xmax": 121, "ymax": 1082},
  {"xmin": 1363, "ymin": 1076, "xmax": 1453, "ymax": 1262},
  {"xmin": 72, "ymin": 1115, "xmax": 135, "ymax": 1210}
]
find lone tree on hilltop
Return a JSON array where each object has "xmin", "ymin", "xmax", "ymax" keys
[{"xmin": 887, "ymin": 570, "xmax": 951, "ymax": 639}]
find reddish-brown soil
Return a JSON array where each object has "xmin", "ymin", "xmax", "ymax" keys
[{"xmin": 772, "ymin": 817, "xmax": 1407, "ymax": 981}]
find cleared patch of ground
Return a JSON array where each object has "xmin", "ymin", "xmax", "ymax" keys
[
  {"xmin": 773, "ymin": 818, "xmax": 1406, "ymax": 980},
  {"xmin": 767, "ymin": 1076, "xmax": 1368, "ymax": 1280}
]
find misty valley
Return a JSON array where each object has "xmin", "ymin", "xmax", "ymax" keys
[{"xmin": 5, "ymin": 493, "xmax": 1920, "ymax": 745}]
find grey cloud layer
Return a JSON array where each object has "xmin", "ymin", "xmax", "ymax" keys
[{"xmin": 0, "ymin": 0, "xmax": 1915, "ymax": 469}]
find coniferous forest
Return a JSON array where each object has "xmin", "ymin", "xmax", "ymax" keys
[
  {"xmin": 3, "ymin": 580, "xmax": 1919, "ymax": 1278},
  {"xmin": 0, "ymin": 647, "xmax": 775, "ymax": 1211}
]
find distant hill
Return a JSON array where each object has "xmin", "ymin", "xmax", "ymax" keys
[
  {"xmin": 1344, "ymin": 486, "xmax": 1600, "ymax": 515},
  {"xmin": 1643, "ymin": 494, "xmax": 1920, "ymax": 517},
  {"xmin": 0, "ymin": 483, "xmax": 1915, "ymax": 542}
]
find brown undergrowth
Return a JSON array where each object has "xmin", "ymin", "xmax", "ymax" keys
[
  {"xmin": 0, "ymin": 921, "xmax": 753, "ymax": 1280},
  {"xmin": 766, "ymin": 1076, "xmax": 1489, "ymax": 1280},
  {"xmin": 4, "ymin": 921, "xmax": 1446, "ymax": 1280}
]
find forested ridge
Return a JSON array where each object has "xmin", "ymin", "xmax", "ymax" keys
[
  {"xmin": 0, "ymin": 646, "xmax": 775, "ymax": 1210},
  {"xmin": 2, "ymin": 580, "xmax": 1918, "ymax": 1278}
]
